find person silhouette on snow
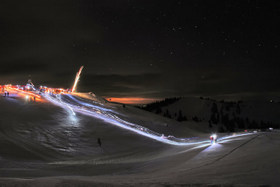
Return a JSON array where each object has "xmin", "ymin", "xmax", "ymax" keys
[{"xmin": 97, "ymin": 138, "xmax": 102, "ymax": 147}]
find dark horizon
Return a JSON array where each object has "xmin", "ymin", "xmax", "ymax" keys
[{"xmin": 1, "ymin": 1, "xmax": 280, "ymax": 103}]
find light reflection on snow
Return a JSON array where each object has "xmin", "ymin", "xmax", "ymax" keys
[
  {"xmin": 203, "ymin": 142, "xmax": 223, "ymax": 152},
  {"xmin": 67, "ymin": 112, "xmax": 80, "ymax": 127}
]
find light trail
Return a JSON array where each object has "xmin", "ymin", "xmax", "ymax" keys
[
  {"xmin": 67, "ymin": 94, "xmax": 115, "ymax": 113},
  {"xmin": 2, "ymin": 84, "xmax": 256, "ymax": 146},
  {"xmin": 43, "ymin": 93, "xmax": 256, "ymax": 146},
  {"xmin": 7, "ymin": 87, "xmax": 41, "ymax": 99},
  {"xmin": 71, "ymin": 66, "xmax": 84, "ymax": 93},
  {"xmin": 5, "ymin": 86, "xmax": 45, "ymax": 102},
  {"xmin": 216, "ymin": 132, "xmax": 257, "ymax": 143},
  {"xmin": 56, "ymin": 94, "xmax": 76, "ymax": 115}
]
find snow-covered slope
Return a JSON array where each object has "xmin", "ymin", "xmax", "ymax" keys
[{"xmin": 0, "ymin": 94, "xmax": 280, "ymax": 186}]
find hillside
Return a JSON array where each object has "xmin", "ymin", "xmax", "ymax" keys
[
  {"xmin": 141, "ymin": 97, "xmax": 280, "ymax": 132},
  {"xmin": 0, "ymin": 93, "xmax": 280, "ymax": 186}
]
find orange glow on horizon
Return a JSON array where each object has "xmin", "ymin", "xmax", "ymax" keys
[{"xmin": 106, "ymin": 97, "xmax": 159, "ymax": 104}]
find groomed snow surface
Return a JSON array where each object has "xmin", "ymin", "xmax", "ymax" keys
[{"xmin": 0, "ymin": 93, "xmax": 279, "ymax": 186}]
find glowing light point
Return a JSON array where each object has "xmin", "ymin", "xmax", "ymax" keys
[{"xmin": 210, "ymin": 134, "xmax": 217, "ymax": 144}]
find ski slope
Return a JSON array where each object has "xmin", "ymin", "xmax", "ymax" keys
[{"xmin": 0, "ymin": 93, "xmax": 279, "ymax": 186}]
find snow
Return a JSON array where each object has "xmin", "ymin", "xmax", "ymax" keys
[{"xmin": 0, "ymin": 93, "xmax": 279, "ymax": 186}]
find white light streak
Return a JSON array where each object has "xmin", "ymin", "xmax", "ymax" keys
[{"xmin": 71, "ymin": 66, "xmax": 84, "ymax": 93}]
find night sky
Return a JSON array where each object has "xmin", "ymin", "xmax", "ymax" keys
[{"xmin": 1, "ymin": 1, "xmax": 280, "ymax": 103}]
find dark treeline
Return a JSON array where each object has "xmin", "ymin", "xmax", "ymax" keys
[
  {"xmin": 208, "ymin": 101, "xmax": 279, "ymax": 132},
  {"xmin": 139, "ymin": 97, "xmax": 181, "ymax": 112},
  {"xmin": 138, "ymin": 97, "xmax": 188, "ymax": 122},
  {"xmin": 139, "ymin": 97, "xmax": 279, "ymax": 132}
]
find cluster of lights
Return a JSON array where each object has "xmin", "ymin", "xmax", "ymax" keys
[{"xmin": 5, "ymin": 86, "xmax": 41, "ymax": 99}]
